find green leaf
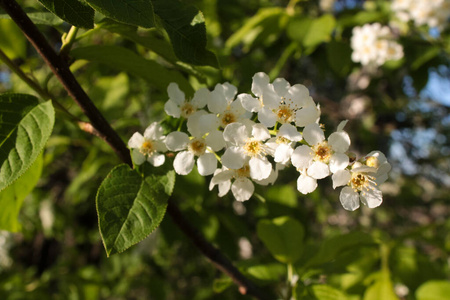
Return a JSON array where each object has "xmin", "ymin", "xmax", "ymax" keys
[
  {"xmin": 85, "ymin": 0, "xmax": 155, "ymax": 28},
  {"xmin": 416, "ymin": 281, "xmax": 450, "ymax": 300},
  {"xmin": 0, "ymin": 11, "xmax": 64, "ymax": 26},
  {"xmin": 288, "ymin": 14, "xmax": 335, "ymax": 50},
  {"xmin": 0, "ymin": 19, "xmax": 27, "ymax": 59},
  {"xmin": 70, "ymin": 45, "xmax": 193, "ymax": 94},
  {"xmin": 0, "ymin": 154, "xmax": 43, "ymax": 232},
  {"xmin": 247, "ymin": 263, "xmax": 286, "ymax": 281},
  {"xmin": 0, "ymin": 94, "xmax": 55, "ymax": 192},
  {"xmin": 38, "ymin": 0, "xmax": 94, "ymax": 28},
  {"xmin": 225, "ymin": 7, "xmax": 286, "ymax": 52},
  {"xmin": 257, "ymin": 216, "xmax": 304, "ymax": 264},
  {"xmin": 326, "ymin": 40, "xmax": 352, "ymax": 77},
  {"xmin": 306, "ymin": 231, "xmax": 376, "ymax": 267},
  {"xmin": 307, "ymin": 284, "xmax": 348, "ymax": 300},
  {"xmin": 213, "ymin": 277, "xmax": 233, "ymax": 293},
  {"xmin": 96, "ymin": 164, "xmax": 175, "ymax": 256},
  {"xmin": 153, "ymin": 0, "xmax": 219, "ymax": 68},
  {"xmin": 363, "ymin": 270, "xmax": 398, "ymax": 300}
]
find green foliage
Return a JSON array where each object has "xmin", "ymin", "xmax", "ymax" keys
[
  {"xmin": 38, "ymin": 0, "xmax": 94, "ymax": 28},
  {"xmin": 96, "ymin": 164, "xmax": 175, "ymax": 256},
  {"xmin": 0, "ymin": 19, "xmax": 26, "ymax": 59},
  {"xmin": 85, "ymin": 0, "xmax": 155, "ymax": 28},
  {"xmin": 416, "ymin": 280, "xmax": 450, "ymax": 300},
  {"xmin": 152, "ymin": 0, "xmax": 219, "ymax": 67},
  {"xmin": 0, "ymin": 154, "xmax": 43, "ymax": 232},
  {"xmin": 0, "ymin": 94, "xmax": 54, "ymax": 192},
  {"xmin": 257, "ymin": 216, "xmax": 305, "ymax": 264}
]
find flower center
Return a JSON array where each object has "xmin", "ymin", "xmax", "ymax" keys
[
  {"xmin": 276, "ymin": 104, "xmax": 295, "ymax": 123},
  {"xmin": 276, "ymin": 136, "xmax": 290, "ymax": 144},
  {"xmin": 236, "ymin": 165, "xmax": 250, "ymax": 178},
  {"xmin": 188, "ymin": 138, "xmax": 207, "ymax": 156},
  {"xmin": 312, "ymin": 141, "xmax": 332, "ymax": 163},
  {"xmin": 350, "ymin": 172, "xmax": 376, "ymax": 193},
  {"xmin": 180, "ymin": 102, "xmax": 195, "ymax": 118},
  {"xmin": 140, "ymin": 140, "xmax": 156, "ymax": 156},
  {"xmin": 220, "ymin": 111, "xmax": 237, "ymax": 127},
  {"xmin": 243, "ymin": 138, "xmax": 264, "ymax": 157}
]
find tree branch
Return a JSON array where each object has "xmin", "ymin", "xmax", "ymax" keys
[{"xmin": 0, "ymin": 1, "xmax": 270, "ymax": 298}]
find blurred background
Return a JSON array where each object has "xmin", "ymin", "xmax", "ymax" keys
[{"xmin": 0, "ymin": 0, "xmax": 449, "ymax": 299}]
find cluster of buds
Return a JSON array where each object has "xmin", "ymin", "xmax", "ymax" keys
[{"xmin": 128, "ymin": 72, "xmax": 391, "ymax": 211}]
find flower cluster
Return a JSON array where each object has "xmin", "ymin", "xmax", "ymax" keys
[
  {"xmin": 128, "ymin": 72, "xmax": 391, "ymax": 211},
  {"xmin": 391, "ymin": 0, "xmax": 450, "ymax": 30},
  {"xmin": 350, "ymin": 23, "xmax": 404, "ymax": 67}
]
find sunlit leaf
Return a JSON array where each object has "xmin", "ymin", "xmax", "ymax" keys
[
  {"xmin": 96, "ymin": 164, "xmax": 175, "ymax": 256},
  {"xmin": 257, "ymin": 216, "xmax": 304, "ymax": 264},
  {"xmin": 0, "ymin": 154, "xmax": 43, "ymax": 232},
  {"xmin": 0, "ymin": 94, "xmax": 54, "ymax": 192},
  {"xmin": 416, "ymin": 281, "xmax": 450, "ymax": 300}
]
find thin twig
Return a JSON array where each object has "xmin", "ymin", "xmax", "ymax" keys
[{"xmin": 0, "ymin": 1, "xmax": 271, "ymax": 298}]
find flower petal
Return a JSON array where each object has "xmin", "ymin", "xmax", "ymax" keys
[
  {"xmin": 251, "ymin": 72, "xmax": 270, "ymax": 96},
  {"xmin": 303, "ymin": 123, "xmax": 325, "ymax": 145},
  {"xmin": 238, "ymin": 93, "xmax": 262, "ymax": 113},
  {"xmin": 329, "ymin": 153, "xmax": 349, "ymax": 173},
  {"xmin": 278, "ymin": 123, "xmax": 302, "ymax": 142},
  {"xmin": 148, "ymin": 153, "xmax": 165, "ymax": 167},
  {"xmin": 360, "ymin": 186, "xmax": 383, "ymax": 208},
  {"xmin": 332, "ymin": 169, "xmax": 351, "ymax": 189},
  {"xmin": 143, "ymin": 122, "xmax": 164, "ymax": 140},
  {"xmin": 187, "ymin": 110, "xmax": 208, "ymax": 137},
  {"xmin": 291, "ymin": 145, "xmax": 314, "ymax": 169},
  {"xmin": 297, "ymin": 173, "xmax": 317, "ymax": 194},
  {"xmin": 328, "ymin": 131, "xmax": 351, "ymax": 153},
  {"xmin": 223, "ymin": 122, "xmax": 248, "ymax": 145},
  {"xmin": 205, "ymin": 130, "xmax": 226, "ymax": 152},
  {"xmin": 287, "ymin": 84, "xmax": 310, "ymax": 106},
  {"xmin": 272, "ymin": 78, "xmax": 290, "ymax": 96},
  {"xmin": 295, "ymin": 106, "xmax": 320, "ymax": 127},
  {"xmin": 128, "ymin": 132, "xmax": 144, "ymax": 148},
  {"xmin": 164, "ymin": 99, "xmax": 181, "ymax": 118},
  {"xmin": 191, "ymin": 87, "xmax": 210, "ymax": 109},
  {"xmin": 249, "ymin": 157, "xmax": 272, "ymax": 181},
  {"xmin": 197, "ymin": 153, "xmax": 217, "ymax": 176},
  {"xmin": 131, "ymin": 149, "xmax": 146, "ymax": 165},
  {"xmin": 167, "ymin": 82, "xmax": 185, "ymax": 105},
  {"xmin": 173, "ymin": 151, "xmax": 195, "ymax": 175},
  {"xmin": 165, "ymin": 131, "xmax": 189, "ymax": 151},
  {"xmin": 307, "ymin": 161, "xmax": 330, "ymax": 179},
  {"xmin": 252, "ymin": 123, "xmax": 271, "ymax": 141},
  {"xmin": 222, "ymin": 146, "xmax": 246, "ymax": 169},
  {"xmin": 339, "ymin": 186, "xmax": 360, "ymax": 211},
  {"xmin": 274, "ymin": 143, "xmax": 293, "ymax": 165},
  {"xmin": 258, "ymin": 107, "xmax": 277, "ymax": 128},
  {"xmin": 232, "ymin": 178, "xmax": 254, "ymax": 201}
]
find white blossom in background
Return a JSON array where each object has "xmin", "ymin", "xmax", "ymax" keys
[
  {"xmin": 164, "ymin": 82, "xmax": 210, "ymax": 118},
  {"xmin": 332, "ymin": 151, "xmax": 391, "ymax": 211},
  {"xmin": 391, "ymin": 0, "xmax": 450, "ymax": 30},
  {"xmin": 351, "ymin": 23, "xmax": 404, "ymax": 67},
  {"xmin": 165, "ymin": 111, "xmax": 225, "ymax": 176},
  {"xmin": 128, "ymin": 122, "xmax": 167, "ymax": 166},
  {"xmin": 319, "ymin": 0, "xmax": 335, "ymax": 12},
  {"xmin": 221, "ymin": 122, "xmax": 274, "ymax": 181}
]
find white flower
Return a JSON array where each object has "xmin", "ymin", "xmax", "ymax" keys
[
  {"xmin": 291, "ymin": 121, "xmax": 350, "ymax": 181},
  {"xmin": 266, "ymin": 123, "xmax": 302, "ymax": 165},
  {"xmin": 221, "ymin": 122, "xmax": 274, "ymax": 181},
  {"xmin": 200, "ymin": 82, "xmax": 251, "ymax": 132},
  {"xmin": 392, "ymin": 0, "xmax": 450, "ymax": 30},
  {"xmin": 164, "ymin": 82, "xmax": 210, "ymax": 118},
  {"xmin": 350, "ymin": 23, "xmax": 404, "ymax": 67},
  {"xmin": 165, "ymin": 112, "xmax": 225, "ymax": 176},
  {"xmin": 209, "ymin": 162, "xmax": 278, "ymax": 202},
  {"xmin": 238, "ymin": 72, "xmax": 281, "ymax": 128},
  {"xmin": 333, "ymin": 151, "xmax": 391, "ymax": 211},
  {"xmin": 239, "ymin": 73, "xmax": 320, "ymax": 128},
  {"xmin": 128, "ymin": 122, "xmax": 167, "ymax": 166},
  {"xmin": 296, "ymin": 168, "xmax": 318, "ymax": 195}
]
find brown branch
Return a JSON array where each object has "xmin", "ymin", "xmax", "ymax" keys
[{"xmin": 0, "ymin": 1, "xmax": 271, "ymax": 299}]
